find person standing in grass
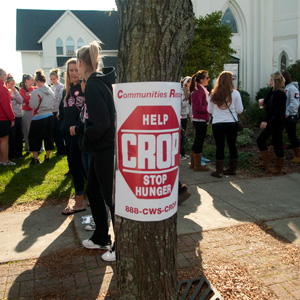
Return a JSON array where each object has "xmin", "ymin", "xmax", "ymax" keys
[
  {"xmin": 20, "ymin": 74, "xmax": 35, "ymax": 154},
  {"xmin": 0, "ymin": 68, "xmax": 15, "ymax": 166},
  {"xmin": 50, "ymin": 68, "xmax": 66, "ymax": 156},
  {"xmin": 59, "ymin": 58, "xmax": 86, "ymax": 215},
  {"xmin": 28, "ymin": 69, "xmax": 54, "ymax": 165},
  {"xmin": 6, "ymin": 74, "xmax": 24, "ymax": 160}
]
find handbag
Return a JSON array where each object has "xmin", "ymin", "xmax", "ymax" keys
[{"xmin": 227, "ymin": 103, "xmax": 243, "ymax": 132}]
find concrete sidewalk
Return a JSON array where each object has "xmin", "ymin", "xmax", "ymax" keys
[
  {"xmin": 1, "ymin": 160, "xmax": 300, "ymax": 299},
  {"xmin": 0, "ymin": 160, "xmax": 299, "ymax": 263}
]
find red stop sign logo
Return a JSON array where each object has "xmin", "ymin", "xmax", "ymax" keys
[{"xmin": 118, "ymin": 105, "xmax": 180, "ymax": 199}]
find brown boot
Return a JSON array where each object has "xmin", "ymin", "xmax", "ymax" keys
[
  {"xmin": 267, "ymin": 157, "xmax": 284, "ymax": 174},
  {"xmin": 223, "ymin": 159, "xmax": 238, "ymax": 175},
  {"xmin": 190, "ymin": 151, "xmax": 194, "ymax": 169},
  {"xmin": 211, "ymin": 160, "xmax": 223, "ymax": 178},
  {"xmin": 268, "ymin": 145, "xmax": 275, "ymax": 160},
  {"xmin": 291, "ymin": 148, "xmax": 300, "ymax": 163},
  {"xmin": 255, "ymin": 150, "xmax": 270, "ymax": 170},
  {"xmin": 194, "ymin": 153, "xmax": 209, "ymax": 171}
]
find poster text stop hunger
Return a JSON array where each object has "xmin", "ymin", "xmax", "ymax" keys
[{"xmin": 113, "ymin": 82, "xmax": 182, "ymax": 222}]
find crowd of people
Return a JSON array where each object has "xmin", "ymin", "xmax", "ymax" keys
[
  {"xmin": 180, "ymin": 69, "xmax": 300, "ymax": 177},
  {"xmin": 1, "ymin": 44, "xmax": 300, "ymax": 264}
]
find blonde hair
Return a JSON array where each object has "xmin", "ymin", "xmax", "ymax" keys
[
  {"xmin": 50, "ymin": 68, "xmax": 60, "ymax": 78},
  {"xmin": 271, "ymin": 71, "xmax": 285, "ymax": 91},
  {"xmin": 211, "ymin": 71, "xmax": 235, "ymax": 108},
  {"xmin": 77, "ymin": 41, "xmax": 102, "ymax": 73},
  {"xmin": 64, "ymin": 58, "xmax": 77, "ymax": 102}
]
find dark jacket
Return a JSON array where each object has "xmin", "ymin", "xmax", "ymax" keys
[
  {"xmin": 81, "ymin": 67, "xmax": 116, "ymax": 151},
  {"xmin": 59, "ymin": 83, "xmax": 85, "ymax": 136},
  {"xmin": 263, "ymin": 89, "xmax": 287, "ymax": 127}
]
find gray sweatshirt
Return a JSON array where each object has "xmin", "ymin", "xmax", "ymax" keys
[
  {"xmin": 285, "ymin": 82, "xmax": 299, "ymax": 116},
  {"xmin": 10, "ymin": 89, "xmax": 23, "ymax": 118},
  {"xmin": 30, "ymin": 84, "xmax": 54, "ymax": 119},
  {"xmin": 51, "ymin": 82, "xmax": 64, "ymax": 113}
]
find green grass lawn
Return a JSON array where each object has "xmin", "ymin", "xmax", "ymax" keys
[{"xmin": 0, "ymin": 152, "xmax": 74, "ymax": 207}]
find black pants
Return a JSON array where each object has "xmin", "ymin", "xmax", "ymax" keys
[
  {"xmin": 86, "ymin": 147, "xmax": 114, "ymax": 246},
  {"xmin": 285, "ymin": 117, "xmax": 299, "ymax": 148},
  {"xmin": 53, "ymin": 112, "xmax": 66, "ymax": 155},
  {"xmin": 28, "ymin": 115, "xmax": 54, "ymax": 151},
  {"xmin": 212, "ymin": 122, "xmax": 238, "ymax": 160},
  {"xmin": 192, "ymin": 121, "xmax": 207, "ymax": 154},
  {"xmin": 64, "ymin": 135, "xmax": 85, "ymax": 195},
  {"xmin": 9, "ymin": 117, "xmax": 23, "ymax": 159},
  {"xmin": 257, "ymin": 124, "xmax": 284, "ymax": 158}
]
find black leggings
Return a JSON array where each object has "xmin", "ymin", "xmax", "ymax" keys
[
  {"xmin": 285, "ymin": 117, "xmax": 299, "ymax": 148},
  {"xmin": 212, "ymin": 122, "xmax": 238, "ymax": 160},
  {"xmin": 86, "ymin": 147, "xmax": 114, "ymax": 245},
  {"xmin": 257, "ymin": 124, "xmax": 284, "ymax": 158},
  {"xmin": 64, "ymin": 135, "xmax": 85, "ymax": 195},
  {"xmin": 192, "ymin": 121, "xmax": 207, "ymax": 154}
]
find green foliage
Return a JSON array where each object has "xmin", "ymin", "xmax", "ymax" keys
[
  {"xmin": 287, "ymin": 60, "xmax": 300, "ymax": 83},
  {"xmin": 236, "ymin": 128, "xmax": 254, "ymax": 147},
  {"xmin": 255, "ymin": 86, "xmax": 271, "ymax": 101},
  {"xmin": 182, "ymin": 11, "xmax": 235, "ymax": 80},
  {"xmin": 244, "ymin": 101, "xmax": 265, "ymax": 127},
  {"xmin": 239, "ymin": 89, "xmax": 251, "ymax": 109}
]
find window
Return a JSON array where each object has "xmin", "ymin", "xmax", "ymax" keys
[
  {"xmin": 66, "ymin": 36, "xmax": 75, "ymax": 56},
  {"xmin": 77, "ymin": 38, "xmax": 84, "ymax": 49},
  {"xmin": 221, "ymin": 8, "xmax": 238, "ymax": 33},
  {"xmin": 280, "ymin": 53, "xmax": 287, "ymax": 72},
  {"xmin": 56, "ymin": 38, "xmax": 63, "ymax": 55}
]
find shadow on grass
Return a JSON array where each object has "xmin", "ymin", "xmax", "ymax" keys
[{"xmin": 0, "ymin": 155, "xmax": 71, "ymax": 210}]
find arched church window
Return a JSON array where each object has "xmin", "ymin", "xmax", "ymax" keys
[
  {"xmin": 77, "ymin": 38, "xmax": 84, "ymax": 49},
  {"xmin": 221, "ymin": 8, "xmax": 238, "ymax": 33},
  {"xmin": 56, "ymin": 38, "xmax": 63, "ymax": 55},
  {"xmin": 280, "ymin": 53, "xmax": 287, "ymax": 72},
  {"xmin": 66, "ymin": 36, "xmax": 75, "ymax": 55}
]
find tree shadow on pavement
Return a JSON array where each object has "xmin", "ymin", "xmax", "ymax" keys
[
  {"xmin": 177, "ymin": 183, "xmax": 204, "ymax": 278},
  {"xmin": 6, "ymin": 186, "xmax": 117, "ymax": 299},
  {"xmin": 209, "ymin": 175, "xmax": 300, "ymax": 244}
]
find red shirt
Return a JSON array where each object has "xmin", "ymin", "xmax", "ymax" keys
[
  {"xmin": 20, "ymin": 86, "xmax": 36, "ymax": 111},
  {"xmin": 0, "ymin": 80, "xmax": 15, "ymax": 122}
]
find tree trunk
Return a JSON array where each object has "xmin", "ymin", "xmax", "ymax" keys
[{"xmin": 115, "ymin": 1, "xmax": 194, "ymax": 299}]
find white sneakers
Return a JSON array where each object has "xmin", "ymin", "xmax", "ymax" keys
[
  {"xmin": 82, "ymin": 239, "xmax": 111, "ymax": 250},
  {"xmin": 101, "ymin": 250, "xmax": 116, "ymax": 262},
  {"xmin": 1, "ymin": 161, "xmax": 16, "ymax": 166}
]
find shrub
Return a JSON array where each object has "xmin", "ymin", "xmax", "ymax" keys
[
  {"xmin": 236, "ymin": 128, "xmax": 254, "ymax": 147},
  {"xmin": 239, "ymin": 89, "xmax": 251, "ymax": 109},
  {"xmin": 244, "ymin": 100, "xmax": 265, "ymax": 127},
  {"xmin": 255, "ymin": 86, "xmax": 271, "ymax": 101}
]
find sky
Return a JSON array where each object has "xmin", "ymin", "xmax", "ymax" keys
[{"xmin": 0, "ymin": 0, "xmax": 117, "ymax": 83}]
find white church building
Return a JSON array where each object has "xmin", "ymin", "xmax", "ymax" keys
[
  {"xmin": 193, "ymin": 0, "xmax": 300, "ymax": 97},
  {"xmin": 16, "ymin": 1, "xmax": 300, "ymax": 98}
]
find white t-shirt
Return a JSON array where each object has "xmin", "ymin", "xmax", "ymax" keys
[{"xmin": 207, "ymin": 89, "xmax": 244, "ymax": 124}]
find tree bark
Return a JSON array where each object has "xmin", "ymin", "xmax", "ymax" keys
[
  {"xmin": 115, "ymin": 1, "xmax": 194, "ymax": 299},
  {"xmin": 116, "ymin": 0, "xmax": 194, "ymax": 83}
]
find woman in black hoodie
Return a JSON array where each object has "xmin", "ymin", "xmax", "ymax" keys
[
  {"xmin": 76, "ymin": 41, "xmax": 116, "ymax": 261},
  {"xmin": 256, "ymin": 71, "xmax": 287, "ymax": 174}
]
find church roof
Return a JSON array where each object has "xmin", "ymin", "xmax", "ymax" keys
[{"xmin": 16, "ymin": 9, "xmax": 118, "ymax": 51}]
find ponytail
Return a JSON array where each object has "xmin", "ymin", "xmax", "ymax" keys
[{"xmin": 77, "ymin": 41, "xmax": 102, "ymax": 73}]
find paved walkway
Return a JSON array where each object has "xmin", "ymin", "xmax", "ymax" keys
[{"xmin": 0, "ymin": 160, "xmax": 300, "ymax": 299}]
